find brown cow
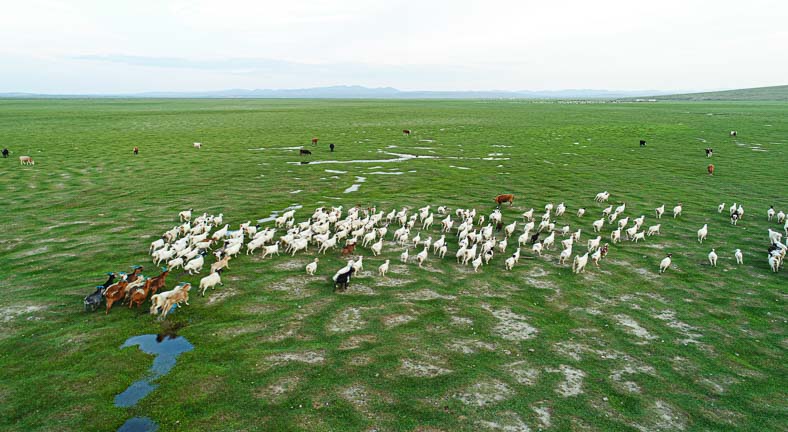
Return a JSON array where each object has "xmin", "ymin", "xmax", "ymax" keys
[
  {"xmin": 133, "ymin": 146, "xmax": 139, "ymax": 155},
  {"xmin": 311, "ymin": 137, "xmax": 319, "ymax": 145},
  {"xmin": 341, "ymin": 242, "xmax": 356, "ymax": 256},
  {"xmin": 707, "ymin": 164, "xmax": 715, "ymax": 175},
  {"xmin": 495, "ymin": 194, "xmax": 515, "ymax": 206},
  {"xmin": 402, "ymin": 129, "xmax": 411, "ymax": 136}
]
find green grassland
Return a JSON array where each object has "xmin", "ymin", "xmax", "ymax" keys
[
  {"xmin": 653, "ymin": 85, "xmax": 788, "ymax": 101},
  {"xmin": 0, "ymin": 99, "xmax": 786, "ymax": 431}
]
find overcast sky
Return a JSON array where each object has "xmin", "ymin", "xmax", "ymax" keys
[{"xmin": 1, "ymin": 0, "xmax": 786, "ymax": 93}]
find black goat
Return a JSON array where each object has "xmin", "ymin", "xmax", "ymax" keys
[
  {"xmin": 84, "ymin": 286, "xmax": 106, "ymax": 312},
  {"xmin": 333, "ymin": 267, "xmax": 355, "ymax": 292},
  {"xmin": 1, "ymin": 148, "xmax": 8, "ymax": 158}
]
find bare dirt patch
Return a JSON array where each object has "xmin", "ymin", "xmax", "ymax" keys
[
  {"xmin": 398, "ymin": 289, "xmax": 456, "ymax": 301},
  {"xmin": 634, "ymin": 400, "xmax": 687, "ymax": 431},
  {"xmin": 482, "ymin": 304, "xmax": 538, "ymax": 341},
  {"xmin": 502, "ymin": 361, "xmax": 539, "ymax": 386},
  {"xmin": 610, "ymin": 363, "xmax": 656, "ymax": 394},
  {"xmin": 477, "ymin": 411, "xmax": 531, "ymax": 431},
  {"xmin": 445, "ymin": 338, "xmax": 496, "ymax": 354},
  {"xmin": 327, "ymin": 306, "xmax": 383, "ymax": 334},
  {"xmin": 254, "ymin": 376, "xmax": 301, "ymax": 402},
  {"xmin": 454, "ymin": 379, "xmax": 514, "ymax": 407},
  {"xmin": 614, "ymin": 314, "xmax": 657, "ymax": 342},
  {"xmin": 653, "ymin": 309, "xmax": 703, "ymax": 345},
  {"xmin": 339, "ymin": 334, "xmax": 377, "ymax": 350},
  {"xmin": 532, "ymin": 403, "xmax": 552, "ymax": 429},
  {"xmin": 269, "ymin": 276, "xmax": 317, "ymax": 299},
  {"xmin": 450, "ymin": 316, "xmax": 473, "ymax": 327},
  {"xmin": 264, "ymin": 350, "xmax": 326, "ymax": 368},
  {"xmin": 382, "ymin": 314, "xmax": 417, "ymax": 328},
  {"xmin": 1, "ymin": 305, "xmax": 47, "ymax": 322},
  {"xmin": 546, "ymin": 365, "xmax": 585, "ymax": 397},
  {"xmin": 399, "ymin": 359, "xmax": 453, "ymax": 378},
  {"xmin": 274, "ymin": 259, "xmax": 309, "ymax": 271},
  {"xmin": 205, "ymin": 288, "xmax": 237, "ymax": 305}
]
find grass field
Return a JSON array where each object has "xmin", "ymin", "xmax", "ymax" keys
[{"xmin": 0, "ymin": 98, "xmax": 786, "ymax": 432}]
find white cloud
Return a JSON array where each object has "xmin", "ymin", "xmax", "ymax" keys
[{"xmin": 1, "ymin": 0, "xmax": 786, "ymax": 92}]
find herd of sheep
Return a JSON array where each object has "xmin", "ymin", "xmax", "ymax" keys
[{"xmin": 87, "ymin": 190, "xmax": 787, "ymax": 317}]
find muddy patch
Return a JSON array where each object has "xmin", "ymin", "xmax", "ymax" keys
[{"xmin": 454, "ymin": 379, "xmax": 514, "ymax": 407}]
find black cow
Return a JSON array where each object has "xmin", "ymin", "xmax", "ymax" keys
[
  {"xmin": 300, "ymin": 149, "xmax": 312, "ymax": 156},
  {"xmin": 1, "ymin": 148, "xmax": 8, "ymax": 158},
  {"xmin": 333, "ymin": 267, "xmax": 355, "ymax": 292},
  {"xmin": 639, "ymin": 140, "xmax": 646, "ymax": 147},
  {"xmin": 329, "ymin": 143, "xmax": 335, "ymax": 152}
]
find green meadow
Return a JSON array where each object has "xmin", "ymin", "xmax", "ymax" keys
[{"xmin": 0, "ymin": 99, "xmax": 786, "ymax": 431}]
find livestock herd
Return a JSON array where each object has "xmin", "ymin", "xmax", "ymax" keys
[{"xmin": 85, "ymin": 190, "xmax": 787, "ymax": 318}]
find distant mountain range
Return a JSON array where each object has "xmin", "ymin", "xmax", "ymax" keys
[
  {"xmin": 1, "ymin": 84, "xmax": 785, "ymax": 100},
  {"xmin": 649, "ymin": 85, "xmax": 788, "ymax": 101},
  {"xmin": 0, "ymin": 85, "xmax": 673, "ymax": 99}
]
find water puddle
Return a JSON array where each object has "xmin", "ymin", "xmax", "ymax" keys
[
  {"xmin": 115, "ymin": 334, "xmax": 193, "ymax": 432},
  {"xmin": 257, "ymin": 204, "xmax": 304, "ymax": 223},
  {"xmin": 344, "ymin": 176, "xmax": 366, "ymax": 193}
]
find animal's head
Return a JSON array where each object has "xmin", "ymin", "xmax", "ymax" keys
[{"xmin": 666, "ymin": 253, "xmax": 673, "ymax": 258}]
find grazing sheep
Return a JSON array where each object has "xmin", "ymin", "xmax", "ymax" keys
[
  {"xmin": 718, "ymin": 203, "xmax": 725, "ymax": 214},
  {"xmin": 558, "ymin": 245, "xmax": 573, "ymax": 265},
  {"xmin": 767, "ymin": 206, "xmax": 775, "ymax": 221},
  {"xmin": 659, "ymin": 253, "xmax": 673, "ymax": 274},
  {"xmin": 199, "ymin": 270, "xmax": 223, "ymax": 296},
  {"xmin": 655, "ymin": 205, "xmax": 665, "ymax": 219},
  {"xmin": 532, "ymin": 242, "xmax": 543, "ymax": 257},
  {"xmin": 193, "ymin": 142, "xmax": 202, "ymax": 149},
  {"xmin": 673, "ymin": 203, "xmax": 683, "ymax": 218},
  {"xmin": 261, "ymin": 241, "xmax": 281, "ymax": 259},
  {"xmin": 472, "ymin": 255, "xmax": 483, "ymax": 272},
  {"xmin": 306, "ymin": 258, "xmax": 319, "ymax": 275},
  {"xmin": 416, "ymin": 247, "xmax": 429, "ymax": 268},
  {"xmin": 542, "ymin": 232, "xmax": 555, "ymax": 249},
  {"xmin": 184, "ymin": 254, "xmax": 205, "ymax": 275},
  {"xmin": 378, "ymin": 259, "xmax": 390, "ymax": 276},
  {"xmin": 438, "ymin": 245, "xmax": 447, "ymax": 258},
  {"xmin": 647, "ymin": 224, "xmax": 661, "ymax": 236},
  {"xmin": 602, "ymin": 205, "xmax": 613, "ymax": 217},
  {"xmin": 577, "ymin": 208, "xmax": 586, "ymax": 217},
  {"xmin": 594, "ymin": 191, "xmax": 610, "ymax": 202},
  {"xmin": 587, "ymin": 236, "xmax": 601, "ymax": 252},
  {"xmin": 697, "ymin": 224, "xmax": 708, "ymax": 243},
  {"xmin": 632, "ymin": 232, "xmax": 645, "ymax": 243},
  {"xmin": 572, "ymin": 253, "xmax": 589, "ymax": 274},
  {"xmin": 401, "ymin": 248, "xmax": 410, "ymax": 263},
  {"xmin": 707, "ymin": 249, "xmax": 718, "ymax": 267},
  {"xmin": 592, "ymin": 218, "xmax": 605, "ymax": 232},
  {"xmin": 19, "ymin": 156, "xmax": 35, "ymax": 165},
  {"xmin": 734, "ymin": 248, "xmax": 743, "ymax": 264},
  {"xmin": 610, "ymin": 228, "xmax": 621, "ymax": 244},
  {"xmin": 777, "ymin": 211, "xmax": 786, "ymax": 224}
]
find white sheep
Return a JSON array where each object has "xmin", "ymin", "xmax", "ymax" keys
[
  {"xmin": 378, "ymin": 259, "xmax": 390, "ymax": 277},
  {"xmin": 717, "ymin": 203, "xmax": 725, "ymax": 214},
  {"xmin": 498, "ymin": 237, "xmax": 508, "ymax": 254},
  {"xmin": 261, "ymin": 242, "xmax": 281, "ymax": 259},
  {"xmin": 416, "ymin": 247, "xmax": 429, "ymax": 268},
  {"xmin": 150, "ymin": 238, "xmax": 166, "ymax": 254},
  {"xmin": 697, "ymin": 224, "xmax": 708, "ymax": 243},
  {"xmin": 558, "ymin": 245, "xmax": 573, "ymax": 265},
  {"xmin": 592, "ymin": 218, "xmax": 605, "ymax": 233},
  {"xmin": 617, "ymin": 217, "xmax": 630, "ymax": 230},
  {"xmin": 352, "ymin": 256, "xmax": 364, "ymax": 273},
  {"xmin": 289, "ymin": 238, "xmax": 309, "ymax": 256},
  {"xmin": 306, "ymin": 258, "xmax": 319, "ymax": 275},
  {"xmin": 199, "ymin": 271, "xmax": 223, "ymax": 296},
  {"xmin": 422, "ymin": 214, "xmax": 434, "ymax": 230},
  {"xmin": 572, "ymin": 253, "xmax": 589, "ymax": 274},
  {"xmin": 602, "ymin": 205, "xmax": 613, "ymax": 217},
  {"xmin": 505, "ymin": 255, "xmax": 515, "ymax": 270},
  {"xmin": 438, "ymin": 245, "xmax": 447, "ymax": 258},
  {"xmin": 734, "ymin": 248, "xmax": 743, "ymax": 264},
  {"xmin": 673, "ymin": 204, "xmax": 683, "ymax": 218},
  {"xmin": 432, "ymin": 235, "xmax": 446, "ymax": 254},
  {"xmin": 542, "ymin": 232, "xmax": 556, "ymax": 249},
  {"xmin": 587, "ymin": 236, "xmax": 601, "ymax": 252},
  {"xmin": 184, "ymin": 255, "xmax": 204, "ymax": 275},
  {"xmin": 362, "ymin": 230, "xmax": 377, "ymax": 247},
  {"xmin": 483, "ymin": 249, "xmax": 494, "ymax": 265},
  {"xmin": 625, "ymin": 226, "xmax": 638, "ymax": 240},
  {"xmin": 769, "ymin": 255, "xmax": 779, "ymax": 272},
  {"xmin": 504, "ymin": 221, "xmax": 517, "ymax": 238},
  {"xmin": 708, "ymin": 249, "xmax": 717, "ymax": 267},
  {"xmin": 512, "ymin": 247, "xmax": 520, "ymax": 263},
  {"xmin": 610, "ymin": 228, "xmax": 621, "ymax": 244},
  {"xmin": 594, "ymin": 191, "xmax": 609, "ymax": 202},
  {"xmin": 737, "ymin": 205, "xmax": 744, "ymax": 219},
  {"xmin": 768, "ymin": 228, "xmax": 783, "ymax": 244},
  {"xmin": 655, "ymin": 204, "xmax": 665, "ymax": 219},
  {"xmin": 561, "ymin": 236, "xmax": 574, "ymax": 250},
  {"xmin": 647, "ymin": 224, "xmax": 661, "ymax": 236},
  {"xmin": 522, "ymin": 208, "xmax": 534, "ymax": 221},
  {"xmin": 532, "ymin": 242, "xmax": 543, "ymax": 257},
  {"xmin": 167, "ymin": 257, "xmax": 184, "ymax": 271},
  {"xmin": 370, "ymin": 238, "xmax": 384, "ymax": 256},
  {"xmin": 659, "ymin": 254, "xmax": 672, "ymax": 274},
  {"xmin": 518, "ymin": 232, "xmax": 530, "ymax": 247},
  {"xmin": 591, "ymin": 249, "xmax": 602, "ymax": 267},
  {"xmin": 472, "ymin": 255, "xmax": 483, "ymax": 272},
  {"xmin": 577, "ymin": 208, "xmax": 586, "ymax": 217},
  {"xmin": 401, "ymin": 248, "xmax": 410, "ymax": 263},
  {"xmin": 632, "ymin": 232, "xmax": 645, "ymax": 243},
  {"xmin": 777, "ymin": 211, "xmax": 786, "ymax": 223},
  {"xmin": 179, "ymin": 209, "xmax": 193, "ymax": 222}
]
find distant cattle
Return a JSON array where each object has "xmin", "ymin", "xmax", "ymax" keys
[
  {"xmin": 708, "ymin": 164, "xmax": 715, "ymax": 175},
  {"xmin": 133, "ymin": 146, "xmax": 139, "ymax": 155},
  {"xmin": 640, "ymin": 140, "xmax": 646, "ymax": 146},
  {"xmin": 19, "ymin": 156, "xmax": 34, "ymax": 165},
  {"xmin": 329, "ymin": 143, "xmax": 335, "ymax": 152},
  {"xmin": 730, "ymin": 130, "xmax": 737, "ymax": 137},
  {"xmin": 312, "ymin": 137, "xmax": 319, "ymax": 145},
  {"xmin": 403, "ymin": 129, "xmax": 411, "ymax": 136},
  {"xmin": 495, "ymin": 194, "xmax": 514, "ymax": 206},
  {"xmin": 193, "ymin": 142, "xmax": 202, "ymax": 149},
  {"xmin": 300, "ymin": 149, "xmax": 312, "ymax": 156},
  {"xmin": 705, "ymin": 148, "xmax": 713, "ymax": 157}
]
